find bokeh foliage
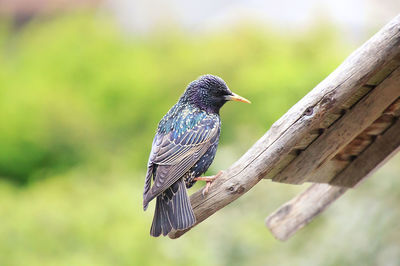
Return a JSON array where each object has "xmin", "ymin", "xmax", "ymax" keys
[
  {"xmin": 0, "ymin": 11, "xmax": 399, "ymax": 266},
  {"xmin": 0, "ymin": 12, "xmax": 345, "ymax": 184}
]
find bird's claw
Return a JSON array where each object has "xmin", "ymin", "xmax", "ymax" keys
[
  {"xmin": 201, "ymin": 182, "xmax": 212, "ymax": 197},
  {"xmin": 197, "ymin": 170, "xmax": 224, "ymax": 197}
]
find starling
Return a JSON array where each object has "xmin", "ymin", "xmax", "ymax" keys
[{"xmin": 143, "ymin": 74, "xmax": 250, "ymax": 237}]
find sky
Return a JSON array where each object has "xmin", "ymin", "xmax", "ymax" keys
[{"xmin": 104, "ymin": 0, "xmax": 400, "ymax": 41}]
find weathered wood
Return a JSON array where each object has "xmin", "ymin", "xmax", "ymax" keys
[
  {"xmin": 265, "ymin": 184, "xmax": 347, "ymax": 241},
  {"xmin": 305, "ymin": 133, "xmax": 375, "ymax": 184},
  {"xmin": 266, "ymin": 119, "xmax": 400, "ymax": 241},
  {"xmin": 330, "ymin": 119, "xmax": 400, "ymax": 187},
  {"xmin": 306, "ymin": 104, "xmax": 399, "ymax": 184},
  {"xmin": 340, "ymin": 85, "xmax": 374, "ymax": 109},
  {"xmin": 366, "ymin": 54, "xmax": 400, "ymax": 85},
  {"xmin": 305, "ymin": 159, "xmax": 349, "ymax": 183},
  {"xmin": 168, "ymin": 15, "xmax": 400, "ymax": 239},
  {"xmin": 263, "ymin": 151, "xmax": 298, "ymax": 180},
  {"xmin": 363, "ymin": 114, "xmax": 397, "ymax": 135},
  {"xmin": 273, "ymin": 67, "xmax": 400, "ymax": 184},
  {"xmin": 384, "ymin": 97, "xmax": 400, "ymax": 116}
]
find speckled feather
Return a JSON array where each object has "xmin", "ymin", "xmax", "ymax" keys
[
  {"xmin": 160, "ymin": 103, "xmax": 221, "ymax": 188},
  {"xmin": 143, "ymin": 102, "xmax": 220, "ymax": 206},
  {"xmin": 143, "ymin": 74, "xmax": 237, "ymax": 237}
]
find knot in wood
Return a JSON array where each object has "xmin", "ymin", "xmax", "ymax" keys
[
  {"xmin": 303, "ymin": 107, "xmax": 314, "ymax": 116},
  {"xmin": 227, "ymin": 184, "xmax": 245, "ymax": 194}
]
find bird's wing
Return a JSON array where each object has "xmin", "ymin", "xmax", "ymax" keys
[{"xmin": 143, "ymin": 116, "xmax": 219, "ymax": 206}]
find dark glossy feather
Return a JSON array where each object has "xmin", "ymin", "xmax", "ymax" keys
[
  {"xmin": 143, "ymin": 75, "xmax": 246, "ymax": 237},
  {"xmin": 143, "ymin": 112, "xmax": 220, "ymax": 209},
  {"xmin": 150, "ymin": 178, "xmax": 195, "ymax": 237}
]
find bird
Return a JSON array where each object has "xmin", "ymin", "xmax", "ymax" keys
[{"xmin": 143, "ymin": 74, "xmax": 250, "ymax": 237}]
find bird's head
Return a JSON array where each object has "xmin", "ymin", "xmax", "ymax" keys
[{"xmin": 181, "ymin": 74, "xmax": 251, "ymax": 114}]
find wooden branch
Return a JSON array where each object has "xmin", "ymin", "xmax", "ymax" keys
[
  {"xmin": 273, "ymin": 67, "xmax": 400, "ymax": 184},
  {"xmin": 265, "ymin": 184, "xmax": 347, "ymax": 241},
  {"xmin": 168, "ymin": 15, "xmax": 400, "ymax": 239},
  {"xmin": 265, "ymin": 118, "xmax": 400, "ymax": 241}
]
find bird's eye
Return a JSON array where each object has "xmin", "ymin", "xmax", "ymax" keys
[{"xmin": 215, "ymin": 89, "xmax": 226, "ymax": 97}]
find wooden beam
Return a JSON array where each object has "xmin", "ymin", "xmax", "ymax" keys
[
  {"xmin": 330, "ymin": 118, "xmax": 400, "ymax": 187},
  {"xmin": 265, "ymin": 184, "xmax": 347, "ymax": 241},
  {"xmin": 306, "ymin": 112, "xmax": 398, "ymax": 184},
  {"xmin": 168, "ymin": 15, "xmax": 400, "ymax": 239},
  {"xmin": 272, "ymin": 67, "xmax": 400, "ymax": 184},
  {"xmin": 304, "ymin": 159, "xmax": 350, "ymax": 184},
  {"xmin": 366, "ymin": 54, "xmax": 400, "ymax": 86},
  {"xmin": 306, "ymin": 103, "xmax": 400, "ymax": 184},
  {"xmin": 266, "ymin": 119, "xmax": 400, "ymax": 241}
]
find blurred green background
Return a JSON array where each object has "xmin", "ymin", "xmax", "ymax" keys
[{"xmin": 0, "ymin": 3, "xmax": 399, "ymax": 266}]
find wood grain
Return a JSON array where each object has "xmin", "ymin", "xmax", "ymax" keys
[
  {"xmin": 273, "ymin": 67, "xmax": 400, "ymax": 184},
  {"xmin": 265, "ymin": 184, "xmax": 347, "ymax": 241},
  {"xmin": 330, "ymin": 119, "xmax": 400, "ymax": 187},
  {"xmin": 265, "ymin": 119, "xmax": 400, "ymax": 241}
]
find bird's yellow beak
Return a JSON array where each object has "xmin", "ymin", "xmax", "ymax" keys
[{"xmin": 225, "ymin": 92, "xmax": 251, "ymax": 104}]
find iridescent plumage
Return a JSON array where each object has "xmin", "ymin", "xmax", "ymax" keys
[{"xmin": 143, "ymin": 74, "xmax": 250, "ymax": 237}]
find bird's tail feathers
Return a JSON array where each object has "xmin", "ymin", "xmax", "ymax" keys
[
  {"xmin": 150, "ymin": 196, "xmax": 172, "ymax": 237},
  {"xmin": 150, "ymin": 179, "xmax": 195, "ymax": 237}
]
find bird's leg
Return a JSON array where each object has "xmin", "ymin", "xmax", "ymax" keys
[{"xmin": 194, "ymin": 170, "xmax": 224, "ymax": 197}]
